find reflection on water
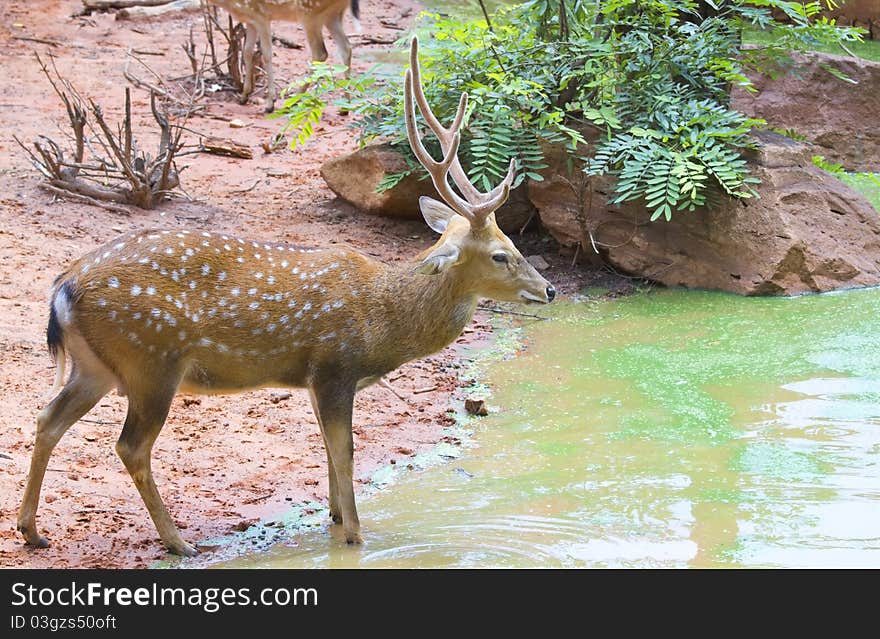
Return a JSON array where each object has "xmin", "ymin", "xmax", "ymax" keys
[{"xmin": 222, "ymin": 289, "xmax": 880, "ymax": 568}]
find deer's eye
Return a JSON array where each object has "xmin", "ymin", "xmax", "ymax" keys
[{"xmin": 491, "ymin": 253, "xmax": 509, "ymax": 264}]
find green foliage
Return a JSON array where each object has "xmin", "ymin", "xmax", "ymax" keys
[{"xmin": 275, "ymin": 1, "xmax": 863, "ymax": 222}]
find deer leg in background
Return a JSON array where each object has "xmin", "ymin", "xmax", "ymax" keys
[
  {"xmin": 240, "ymin": 22, "xmax": 259, "ymax": 103},
  {"xmin": 18, "ymin": 373, "xmax": 113, "ymax": 548},
  {"xmin": 115, "ymin": 370, "xmax": 197, "ymax": 556},
  {"xmin": 309, "ymin": 389, "xmax": 342, "ymax": 524},
  {"xmin": 256, "ymin": 23, "xmax": 276, "ymax": 112},
  {"xmin": 327, "ymin": 11, "xmax": 352, "ymax": 76},
  {"xmin": 310, "ymin": 378, "xmax": 360, "ymax": 543}
]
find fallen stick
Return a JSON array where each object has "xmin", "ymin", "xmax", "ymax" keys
[
  {"xmin": 41, "ymin": 184, "xmax": 133, "ymax": 214},
  {"xmin": 116, "ymin": 0, "xmax": 200, "ymax": 20},
  {"xmin": 476, "ymin": 305, "xmax": 549, "ymax": 321},
  {"xmin": 200, "ymin": 137, "xmax": 253, "ymax": 159},
  {"xmin": 13, "ymin": 35, "xmax": 62, "ymax": 47},
  {"xmin": 82, "ymin": 0, "xmax": 173, "ymax": 9},
  {"xmin": 273, "ymin": 34, "xmax": 303, "ymax": 50},
  {"xmin": 413, "ymin": 385, "xmax": 437, "ymax": 394}
]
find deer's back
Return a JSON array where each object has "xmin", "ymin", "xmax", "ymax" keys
[{"xmin": 57, "ymin": 229, "xmax": 387, "ymax": 394}]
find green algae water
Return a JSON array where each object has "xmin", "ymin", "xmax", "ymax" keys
[{"xmin": 221, "ymin": 288, "xmax": 880, "ymax": 567}]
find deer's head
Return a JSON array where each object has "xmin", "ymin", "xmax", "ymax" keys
[{"xmin": 405, "ymin": 38, "xmax": 556, "ymax": 306}]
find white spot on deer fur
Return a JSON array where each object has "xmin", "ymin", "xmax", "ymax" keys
[
  {"xmin": 252, "ymin": 328, "xmax": 262, "ymax": 336},
  {"xmin": 201, "ymin": 264, "xmax": 211, "ymax": 276},
  {"xmin": 299, "ymin": 272, "xmax": 307, "ymax": 280},
  {"xmin": 114, "ymin": 242, "xmax": 125, "ymax": 250},
  {"xmin": 109, "ymin": 310, "xmax": 117, "ymax": 321},
  {"xmin": 139, "ymin": 257, "xmax": 149, "ymax": 264},
  {"xmin": 133, "ymin": 312, "xmax": 142, "ymax": 320},
  {"xmin": 202, "ymin": 232, "xmax": 211, "ymax": 237},
  {"xmin": 281, "ymin": 260, "xmax": 288, "ymax": 268},
  {"xmin": 267, "ymin": 275, "xmax": 276, "ymax": 285},
  {"xmin": 171, "ymin": 271, "xmax": 179, "ymax": 282},
  {"xmin": 148, "ymin": 234, "xmax": 159, "ymax": 240},
  {"xmin": 97, "ymin": 298, "xmax": 107, "ymax": 307},
  {"xmin": 201, "ymin": 290, "xmax": 208, "ymax": 299},
  {"xmin": 165, "ymin": 247, "xmax": 174, "ymax": 255},
  {"xmin": 189, "ymin": 281, "xmax": 197, "ymax": 290},
  {"xmin": 311, "ymin": 283, "xmax": 320, "ymax": 290},
  {"xmin": 151, "ymin": 262, "xmax": 159, "ymax": 270},
  {"xmin": 107, "ymin": 276, "xmax": 119, "ymax": 288},
  {"xmin": 217, "ymin": 343, "xmax": 229, "ymax": 353},
  {"xmin": 294, "ymin": 310, "xmax": 303, "ymax": 319},
  {"xmin": 102, "ymin": 251, "xmax": 111, "ymax": 260},
  {"xmin": 176, "ymin": 233, "xmax": 184, "ymax": 239},
  {"xmin": 248, "ymin": 288, "xmax": 257, "ymax": 296},
  {"xmin": 131, "ymin": 285, "xmax": 142, "ymax": 296},
  {"xmin": 255, "ymin": 253, "xmax": 262, "ymax": 260},
  {"xmin": 319, "ymin": 331, "xmax": 337, "ymax": 342},
  {"xmin": 287, "ymin": 300, "xmax": 297, "ymax": 308},
  {"xmin": 217, "ymin": 271, "xmax": 227, "ymax": 282},
  {"xmin": 231, "ymin": 287, "xmax": 240, "ymax": 297},
  {"xmin": 303, "ymin": 302, "xmax": 312, "ymax": 311},
  {"xmin": 255, "ymin": 272, "xmax": 263, "ymax": 279},
  {"xmin": 155, "ymin": 323, "xmax": 163, "ymax": 332},
  {"xmin": 234, "ymin": 320, "xmax": 245, "ymax": 328},
  {"xmin": 332, "ymin": 300, "xmax": 343, "ymax": 309},
  {"xmin": 273, "ymin": 293, "xmax": 282, "ymax": 302},
  {"xmin": 151, "ymin": 308, "xmax": 161, "ymax": 318},
  {"xmin": 164, "ymin": 313, "xmax": 177, "ymax": 327},
  {"xmin": 329, "ymin": 262, "xmax": 339, "ymax": 269},
  {"xmin": 180, "ymin": 254, "xmax": 188, "ymax": 262},
  {"xmin": 81, "ymin": 264, "xmax": 91, "ymax": 274},
  {"xmin": 279, "ymin": 314, "xmax": 289, "ymax": 324},
  {"xmin": 199, "ymin": 337, "xmax": 213, "ymax": 347},
  {"xmin": 260, "ymin": 312, "xmax": 269, "ymax": 320},
  {"xmin": 249, "ymin": 302, "xmax": 260, "ymax": 310},
  {"xmin": 292, "ymin": 266, "xmax": 300, "ymax": 275},
  {"xmin": 202, "ymin": 241, "xmax": 210, "ymax": 248},
  {"xmin": 321, "ymin": 302, "xmax": 331, "ymax": 313},
  {"xmin": 236, "ymin": 256, "xmax": 244, "ymax": 263},
  {"xmin": 178, "ymin": 330, "xmax": 187, "ymax": 341},
  {"xmin": 146, "ymin": 286, "xmax": 156, "ymax": 296},
  {"xmin": 174, "ymin": 299, "xmax": 183, "ymax": 309},
  {"xmin": 165, "ymin": 295, "xmax": 172, "ymax": 302},
  {"xmin": 191, "ymin": 313, "xmax": 201, "ymax": 322},
  {"xmin": 224, "ymin": 244, "xmax": 232, "ymax": 251}
]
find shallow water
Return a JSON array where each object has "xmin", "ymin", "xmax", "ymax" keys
[{"xmin": 223, "ymin": 288, "xmax": 880, "ymax": 568}]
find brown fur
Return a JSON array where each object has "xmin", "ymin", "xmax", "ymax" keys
[
  {"xmin": 208, "ymin": 0, "xmax": 358, "ymax": 112},
  {"xmin": 18, "ymin": 216, "xmax": 551, "ymax": 556}
]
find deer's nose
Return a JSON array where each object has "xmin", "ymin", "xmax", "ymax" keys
[{"xmin": 546, "ymin": 285, "xmax": 556, "ymax": 302}]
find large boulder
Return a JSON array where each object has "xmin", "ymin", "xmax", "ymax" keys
[
  {"xmin": 773, "ymin": 1, "xmax": 879, "ymax": 39},
  {"xmin": 320, "ymin": 144, "xmax": 534, "ymax": 233},
  {"xmin": 528, "ymin": 130, "xmax": 880, "ymax": 295},
  {"xmin": 732, "ymin": 52, "xmax": 880, "ymax": 172}
]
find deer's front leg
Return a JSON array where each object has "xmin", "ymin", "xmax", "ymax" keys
[
  {"xmin": 310, "ymin": 379, "xmax": 361, "ymax": 544},
  {"xmin": 308, "ymin": 389, "xmax": 341, "ymax": 523}
]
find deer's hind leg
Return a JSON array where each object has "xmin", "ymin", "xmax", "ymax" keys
[
  {"xmin": 18, "ymin": 368, "xmax": 113, "ymax": 548},
  {"xmin": 115, "ymin": 368, "xmax": 195, "ymax": 556}
]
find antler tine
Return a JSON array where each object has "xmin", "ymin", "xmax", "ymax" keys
[
  {"xmin": 404, "ymin": 69, "xmax": 474, "ymax": 221},
  {"xmin": 471, "ymin": 158, "xmax": 517, "ymax": 218},
  {"xmin": 407, "ymin": 37, "xmax": 517, "ymax": 226}
]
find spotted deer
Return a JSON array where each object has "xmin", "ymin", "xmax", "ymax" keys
[
  {"xmin": 17, "ymin": 37, "xmax": 555, "ymax": 557},
  {"xmin": 208, "ymin": 0, "xmax": 360, "ymax": 112}
]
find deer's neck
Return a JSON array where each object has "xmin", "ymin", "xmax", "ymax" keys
[{"xmin": 371, "ymin": 263, "xmax": 477, "ymax": 369}]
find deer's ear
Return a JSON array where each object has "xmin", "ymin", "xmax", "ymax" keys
[
  {"xmin": 414, "ymin": 243, "xmax": 461, "ymax": 275},
  {"xmin": 419, "ymin": 196, "xmax": 458, "ymax": 234}
]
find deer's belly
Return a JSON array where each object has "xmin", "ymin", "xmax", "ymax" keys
[{"xmin": 178, "ymin": 354, "xmax": 308, "ymax": 394}]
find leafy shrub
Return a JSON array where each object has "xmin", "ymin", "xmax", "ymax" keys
[{"xmin": 276, "ymin": 1, "xmax": 863, "ymax": 222}]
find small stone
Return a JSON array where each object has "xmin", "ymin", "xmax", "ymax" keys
[
  {"xmin": 465, "ymin": 398, "xmax": 489, "ymax": 416},
  {"xmin": 526, "ymin": 255, "xmax": 550, "ymax": 270},
  {"xmin": 270, "ymin": 391, "xmax": 292, "ymax": 404},
  {"xmin": 229, "ymin": 119, "xmax": 248, "ymax": 129}
]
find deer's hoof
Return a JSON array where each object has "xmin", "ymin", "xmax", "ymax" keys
[
  {"xmin": 238, "ymin": 94, "xmax": 250, "ymax": 106},
  {"xmin": 344, "ymin": 530, "xmax": 363, "ymax": 545},
  {"xmin": 167, "ymin": 539, "xmax": 199, "ymax": 557},
  {"xmin": 19, "ymin": 525, "xmax": 49, "ymax": 549},
  {"xmin": 263, "ymin": 101, "xmax": 275, "ymax": 114},
  {"xmin": 329, "ymin": 510, "xmax": 342, "ymax": 524}
]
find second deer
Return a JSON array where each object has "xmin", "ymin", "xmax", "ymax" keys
[
  {"xmin": 208, "ymin": 0, "xmax": 360, "ymax": 112},
  {"xmin": 17, "ymin": 37, "xmax": 555, "ymax": 557}
]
